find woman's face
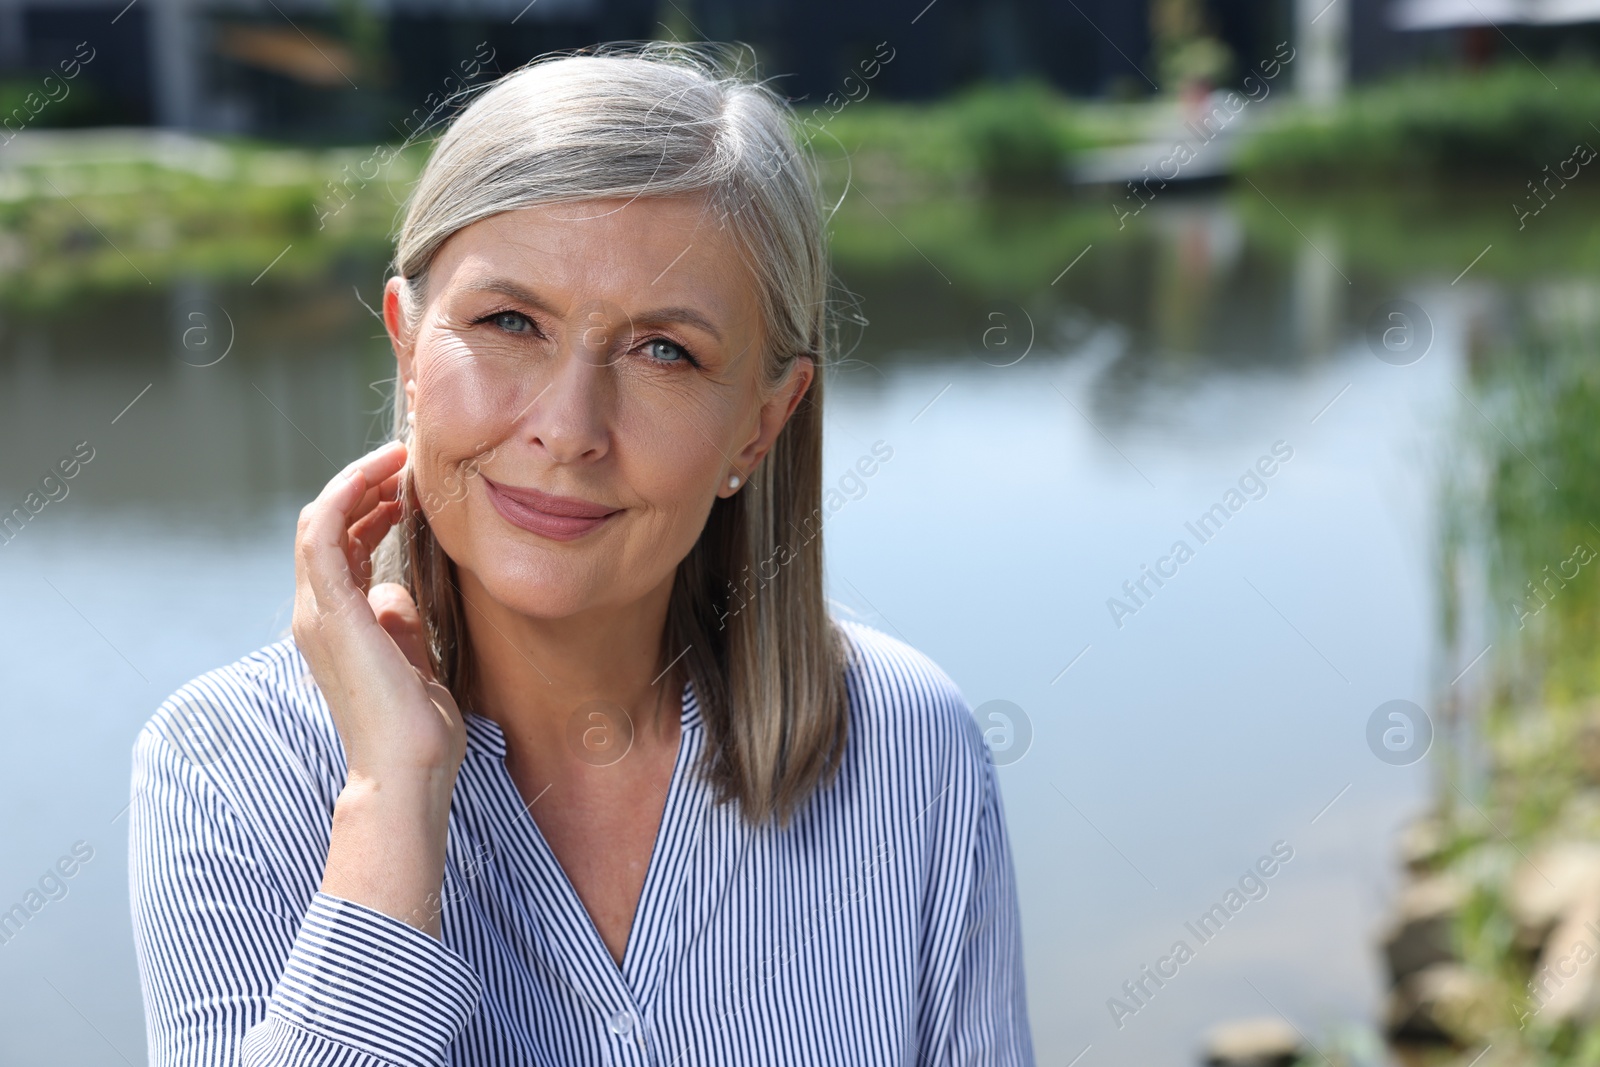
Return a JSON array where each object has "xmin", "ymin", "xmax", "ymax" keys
[{"xmin": 383, "ymin": 193, "xmax": 812, "ymax": 620}]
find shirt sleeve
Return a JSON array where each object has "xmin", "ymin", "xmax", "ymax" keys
[
  {"xmin": 914, "ymin": 719, "xmax": 1036, "ymax": 1066},
  {"xmin": 129, "ymin": 717, "xmax": 483, "ymax": 1066},
  {"xmin": 942, "ymin": 760, "xmax": 1035, "ymax": 1065}
]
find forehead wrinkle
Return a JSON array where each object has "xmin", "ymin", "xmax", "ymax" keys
[
  {"xmin": 644, "ymin": 204, "xmax": 766, "ymax": 345},
  {"xmin": 426, "ymin": 209, "xmax": 545, "ymax": 301}
]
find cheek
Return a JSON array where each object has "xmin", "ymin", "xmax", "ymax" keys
[
  {"xmin": 410, "ymin": 339, "xmax": 510, "ymax": 517},
  {"xmin": 414, "ymin": 336, "xmax": 525, "ymax": 440},
  {"xmin": 600, "ymin": 386, "xmax": 746, "ymax": 579},
  {"xmin": 619, "ymin": 386, "xmax": 740, "ymax": 507}
]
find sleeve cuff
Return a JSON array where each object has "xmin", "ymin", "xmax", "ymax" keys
[{"xmin": 268, "ymin": 891, "xmax": 482, "ymax": 1066}]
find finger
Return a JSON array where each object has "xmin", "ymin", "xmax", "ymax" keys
[
  {"xmin": 297, "ymin": 467, "xmax": 371, "ymax": 618},
  {"xmin": 353, "ymin": 439, "xmax": 408, "ymax": 489},
  {"xmin": 375, "ymin": 467, "xmax": 404, "ymax": 501},
  {"xmin": 312, "ymin": 440, "xmax": 406, "ymax": 514},
  {"xmin": 351, "ymin": 467, "xmax": 405, "ymax": 519},
  {"xmin": 370, "ymin": 582, "xmax": 433, "ymax": 677},
  {"xmin": 344, "ymin": 462, "xmax": 407, "ymax": 539},
  {"xmin": 299, "ymin": 443, "xmax": 407, "ymax": 587},
  {"xmin": 346, "ymin": 502, "xmax": 402, "ymax": 588},
  {"xmin": 293, "ymin": 443, "xmax": 409, "ymax": 651},
  {"xmin": 349, "ymin": 496, "xmax": 402, "ymax": 558}
]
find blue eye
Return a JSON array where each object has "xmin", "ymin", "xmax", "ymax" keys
[
  {"xmin": 645, "ymin": 338, "xmax": 691, "ymax": 364},
  {"xmin": 493, "ymin": 312, "xmax": 533, "ymax": 333}
]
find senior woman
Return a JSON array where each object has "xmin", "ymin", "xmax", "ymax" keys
[{"xmin": 129, "ymin": 43, "xmax": 1033, "ymax": 1066}]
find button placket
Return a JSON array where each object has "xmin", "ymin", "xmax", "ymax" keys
[
  {"xmin": 601, "ymin": 1003, "xmax": 653, "ymax": 1066},
  {"xmin": 617, "ymin": 681, "xmax": 708, "ymax": 997},
  {"xmin": 471, "ymin": 682, "xmax": 702, "ymax": 1064}
]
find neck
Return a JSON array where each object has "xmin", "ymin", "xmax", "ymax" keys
[{"xmin": 455, "ymin": 566, "xmax": 683, "ymax": 761}]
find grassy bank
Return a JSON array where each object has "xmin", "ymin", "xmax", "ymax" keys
[
  {"xmin": 1237, "ymin": 62, "xmax": 1600, "ymax": 185},
  {"xmin": 808, "ymin": 78, "xmax": 1116, "ymax": 196},
  {"xmin": 1412, "ymin": 303, "xmax": 1600, "ymax": 1066},
  {"xmin": 0, "ymin": 133, "xmax": 429, "ymax": 306}
]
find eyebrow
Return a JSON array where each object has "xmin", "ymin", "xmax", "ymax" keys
[{"xmin": 458, "ymin": 278, "xmax": 725, "ymax": 343}]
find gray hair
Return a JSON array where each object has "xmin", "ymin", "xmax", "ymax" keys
[{"xmin": 372, "ymin": 41, "xmax": 850, "ymax": 828}]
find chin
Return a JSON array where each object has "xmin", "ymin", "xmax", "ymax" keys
[{"xmin": 466, "ymin": 550, "xmax": 612, "ymax": 620}]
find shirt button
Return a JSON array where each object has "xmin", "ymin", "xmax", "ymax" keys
[{"xmin": 607, "ymin": 1009, "xmax": 635, "ymax": 1037}]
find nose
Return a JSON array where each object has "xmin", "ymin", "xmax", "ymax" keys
[{"xmin": 518, "ymin": 318, "xmax": 614, "ymax": 464}]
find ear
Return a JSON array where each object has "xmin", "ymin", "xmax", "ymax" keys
[
  {"xmin": 384, "ymin": 276, "xmax": 417, "ymax": 414},
  {"xmin": 727, "ymin": 357, "xmax": 814, "ymax": 492}
]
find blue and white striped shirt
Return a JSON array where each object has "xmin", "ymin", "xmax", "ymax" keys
[{"xmin": 129, "ymin": 618, "xmax": 1034, "ymax": 1065}]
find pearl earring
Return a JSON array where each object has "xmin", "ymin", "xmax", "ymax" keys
[{"xmin": 728, "ymin": 474, "xmax": 741, "ymax": 490}]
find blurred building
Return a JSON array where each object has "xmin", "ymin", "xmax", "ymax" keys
[
  {"xmin": 1388, "ymin": 0, "xmax": 1600, "ymax": 66},
  {"xmin": 0, "ymin": 0, "xmax": 1590, "ymax": 138},
  {"xmin": 0, "ymin": 0, "xmax": 653, "ymax": 135}
]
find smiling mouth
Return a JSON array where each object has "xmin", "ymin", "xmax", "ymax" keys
[{"xmin": 480, "ymin": 476, "xmax": 619, "ymax": 542}]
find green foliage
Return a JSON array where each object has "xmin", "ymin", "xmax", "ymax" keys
[
  {"xmin": 0, "ymin": 138, "xmax": 425, "ymax": 307},
  {"xmin": 943, "ymin": 80, "xmax": 1091, "ymax": 189},
  {"xmin": 1237, "ymin": 62, "xmax": 1600, "ymax": 183},
  {"xmin": 1421, "ymin": 292, "xmax": 1600, "ymax": 1067},
  {"xmin": 1460, "ymin": 310, "xmax": 1600, "ymax": 699},
  {"xmin": 817, "ymin": 79, "xmax": 1089, "ymax": 194},
  {"xmin": 0, "ymin": 75, "xmax": 105, "ymax": 129}
]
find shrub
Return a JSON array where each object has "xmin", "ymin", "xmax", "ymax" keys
[
  {"xmin": 944, "ymin": 79, "xmax": 1087, "ymax": 190},
  {"xmin": 818, "ymin": 78, "xmax": 1086, "ymax": 194},
  {"xmin": 1237, "ymin": 62, "xmax": 1600, "ymax": 183}
]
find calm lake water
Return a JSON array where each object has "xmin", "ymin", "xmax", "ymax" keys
[{"xmin": 1, "ymin": 187, "xmax": 1510, "ymax": 1064}]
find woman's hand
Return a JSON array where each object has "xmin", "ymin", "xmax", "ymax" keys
[
  {"xmin": 293, "ymin": 439, "xmax": 465, "ymax": 782},
  {"xmin": 292, "ymin": 439, "xmax": 465, "ymax": 936}
]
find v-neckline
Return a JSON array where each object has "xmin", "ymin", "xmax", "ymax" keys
[{"xmin": 461, "ymin": 677, "xmax": 707, "ymax": 1001}]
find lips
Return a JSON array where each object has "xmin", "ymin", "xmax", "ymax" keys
[{"xmin": 481, "ymin": 476, "xmax": 619, "ymax": 542}]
